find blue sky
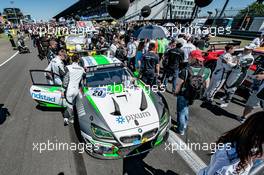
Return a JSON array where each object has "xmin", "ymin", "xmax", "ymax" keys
[
  {"xmin": 201, "ymin": 0, "xmax": 255, "ymax": 16},
  {"xmin": 0, "ymin": 0, "xmax": 256, "ymax": 21},
  {"xmin": 0, "ymin": 0, "xmax": 77, "ymax": 21}
]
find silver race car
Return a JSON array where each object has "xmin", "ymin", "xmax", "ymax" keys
[{"xmin": 29, "ymin": 55, "xmax": 171, "ymax": 159}]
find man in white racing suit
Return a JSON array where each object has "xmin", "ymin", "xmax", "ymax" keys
[
  {"xmin": 45, "ymin": 49, "xmax": 67, "ymax": 85},
  {"xmin": 203, "ymin": 45, "xmax": 237, "ymax": 104},
  {"xmin": 220, "ymin": 44, "xmax": 255, "ymax": 108},
  {"xmin": 63, "ymin": 54, "xmax": 85, "ymax": 125}
]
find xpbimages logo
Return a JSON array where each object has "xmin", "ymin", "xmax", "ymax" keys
[{"xmin": 31, "ymin": 93, "xmax": 56, "ymax": 103}]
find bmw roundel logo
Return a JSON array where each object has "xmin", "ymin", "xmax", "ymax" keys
[{"xmin": 138, "ymin": 128, "xmax": 143, "ymax": 133}]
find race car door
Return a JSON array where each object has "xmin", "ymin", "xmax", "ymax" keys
[{"xmin": 29, "ymin": 70, "xmax": 66, "ymax": 108}]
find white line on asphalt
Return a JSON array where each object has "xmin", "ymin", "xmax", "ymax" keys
[
  {"xmin": 168, "ymin": 130, "xmax": 207, "ymax": 174},
  {"xmin": 0, "ymin": 51, "xmax": 19, "ymax": 67}
]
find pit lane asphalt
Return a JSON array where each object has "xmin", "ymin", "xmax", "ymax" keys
[{"xmin": 0, "ymin": 41, "xmax": 248, "ymax": 175}]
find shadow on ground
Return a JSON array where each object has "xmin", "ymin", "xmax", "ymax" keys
[
  {"xmin": 36, "ymin": 105, "xmax": 64, "ymax": 112},
  {"xmin": 0, "ymin": 104, "xmax": 11, "ymax": 125},
  {"xmin": 123, "ymin": 152, "xmax": 179, "ymax": 175},
  {"xmin": 200, "ymin": 102, "xmax": 238, "ymax": 120}
]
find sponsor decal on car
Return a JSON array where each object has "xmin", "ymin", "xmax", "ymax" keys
[
  {"xmin": 125, "ymin": 112, "xmax": 151, "ymax": 123},
  {"xmin": 116, "ymin": 116, "xmax": 126, "ymax": 124},
  {"xmin": 116, "ymin": 112, "xmax": 151, "ymax": 124},
  {"xmin": 31, "ymin": 93, "xmax": 56, "ymax": 103},
  {"xmin": 89, "ymin": 87, "xmax": 107, "ymax": 98}
]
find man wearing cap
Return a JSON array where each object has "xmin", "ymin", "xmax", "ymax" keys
[
  {"xmin": 203, "ymin": 45, "xmax": 237, "ymax": 105},
  {"xmin": 174, "ymin": 50, "xmax": 211, "ymax": 135},
  {"xmin": 219, "ymin": 44, "xmax": 255, "ymax": 108}
]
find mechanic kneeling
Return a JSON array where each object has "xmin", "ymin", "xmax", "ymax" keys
[{"xmin": 63, "ymin": 54, "xmax": 85, "ymax": 126}]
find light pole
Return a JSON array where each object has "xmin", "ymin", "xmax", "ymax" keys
[{"xmin": 218, "ymin": 0, "xmax": 229, "ymax": 19}]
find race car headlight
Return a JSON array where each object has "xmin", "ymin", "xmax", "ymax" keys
[
  {"xmin": 160, "ymin": 109, "xmax": 169, "ymax": 129},
  {"xmin": 91, "ymin": 124, "xmax": 114, "ymax": 140}
]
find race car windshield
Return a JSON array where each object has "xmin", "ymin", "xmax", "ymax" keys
[{"xmin": 85, "ymin": 67, "xmax": 132, "ymax": 87}]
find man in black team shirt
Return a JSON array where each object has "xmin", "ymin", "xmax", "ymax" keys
[
  {"xmin": 162, "ymin": 41, "xmax": 184, "ymax": 92},
  {"xmin": 139, "ymin": 42, "xmax": 160, "ymax": 86}
]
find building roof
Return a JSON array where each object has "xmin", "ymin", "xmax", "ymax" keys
[{"xmin": 54, "ymin": 0, "xmax": 104, "ymax": 19}]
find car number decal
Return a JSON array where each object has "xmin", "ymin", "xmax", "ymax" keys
[{"xmin": 89, "ymin": 87, "xmax": 107, "ymax": 98}]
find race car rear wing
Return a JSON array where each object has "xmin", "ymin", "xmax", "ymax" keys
[{"xmin": 85, "ymin": 63, "xmax": 125, "ymax": 72}]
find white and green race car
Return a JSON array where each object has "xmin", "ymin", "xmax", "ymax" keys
[{"xmin": 29, "ymin": 55, "xmax": 171, "ymax": 159}]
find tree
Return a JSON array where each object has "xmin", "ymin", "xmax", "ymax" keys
[
  {"xmin": 235, "ymin": 2, "xmax": 264, "ymax": 19},
  {"xmin": 232, "ymin": 2, "xmax": 264, "ymax": 30},
  {"xmin": 257, "ymin": 0, "xmax": 264, "ymax": 4}
]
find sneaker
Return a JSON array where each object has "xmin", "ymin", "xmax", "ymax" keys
[
  {"xmin": 178, "ymin": 131, "xmax": 185, "ymax": 136},
  {"xmin": 220, "ymin": 103, "xmax": 229, "ymax": 108},
  {"xmin": 238, "ymin": 116, "xmax": 246, "ymax": 123},
  {"xmin": 175, "ymin": 129, "xmax": 185, "ymax": 136},
  {"xmin": 219, "ymin": 97, "xmax": 226, "ymax": 101},
  {"xmin": 69, "ymin": 118, "xmax": 74, "ymax": 124},
  {"xmin": 64, "ymin": 118, "xmax": 69, "ymax": 126}
]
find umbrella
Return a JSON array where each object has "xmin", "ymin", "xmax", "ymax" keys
[
  {"xmin": 159, "ymin": 26, "xmax": 170, "ymax": 37},
  {"xmin": 163, "ymin": 22, "xmax": 175, "ymax": 27},
  {"xmin": 134, "ymin": 25, "xmax": 167, "ymax": 40}
]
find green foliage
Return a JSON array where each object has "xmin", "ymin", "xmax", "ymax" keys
[{"xmin": 236, "ymin": 2, "xmax": 264, "ymax": 19}]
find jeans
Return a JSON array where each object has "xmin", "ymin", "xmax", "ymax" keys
[
  {"xmin": 177, "ymin": 95, "xmax": 189, "ymax": 133},
  {"xmin": 141, "ymin": 73, "xmax": 156, "ymax": 86},
  {"xmin": 163, "ymin": 69, "xmax": 179, "ymax": 92}
]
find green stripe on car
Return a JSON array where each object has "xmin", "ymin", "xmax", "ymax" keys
[
  {"xmin": 48, "ymin": 87, "xmax": 61, "ymax": 92},
  {"xmin": 39, "ymin": 101, "xmax": 64, "ymax": 108},
  {"xmin": 136, "ymin": 80, "xmax": 155, "ymax": 102},
  {"xmin": 107, "ymin": 84, "xmax": 124, "ymax": 94},
  {"xmin": 93, "ymin": 55, "xmax": 110, "ymax": 65},
  {"xmin": 83, "ymin": 88, "xmax": 100, "ymax": 114}
]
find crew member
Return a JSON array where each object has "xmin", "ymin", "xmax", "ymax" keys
[
  {"xmin": 139, "ymin": 42, "xmax": 160, "ymax": 86},
  {"xmin": 127, "ymin": 37, "xmax": 137, "ymax": 71},
  {"xmin": 45, "ymin": 49, "xmax": 67, "ymax": 85},
  {"xmin": 8, "ymin": 31, "xmax": 16, "ymax": 49},
  {"xmin": 203, "ymin": 45, "xmax": 237, "ymax": 104},
  {"xmin": 220, "ymin": 44, "xmax": 255, "ymax": 108},
  {"xmin": 47, "ymin": 40, "xmax": 58, "ymax": 63},
  {"xmin": 63, "ymin": 54, "xmax": 85, "ymax": 125},
  {"xmin": 162, "ymin": 41, "xmax": 184, "ymax": 92}
]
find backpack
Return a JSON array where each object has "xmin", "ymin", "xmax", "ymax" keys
[{"xmin": 185, "ymin": 67, "xmax": 206, "ymax": 104}]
